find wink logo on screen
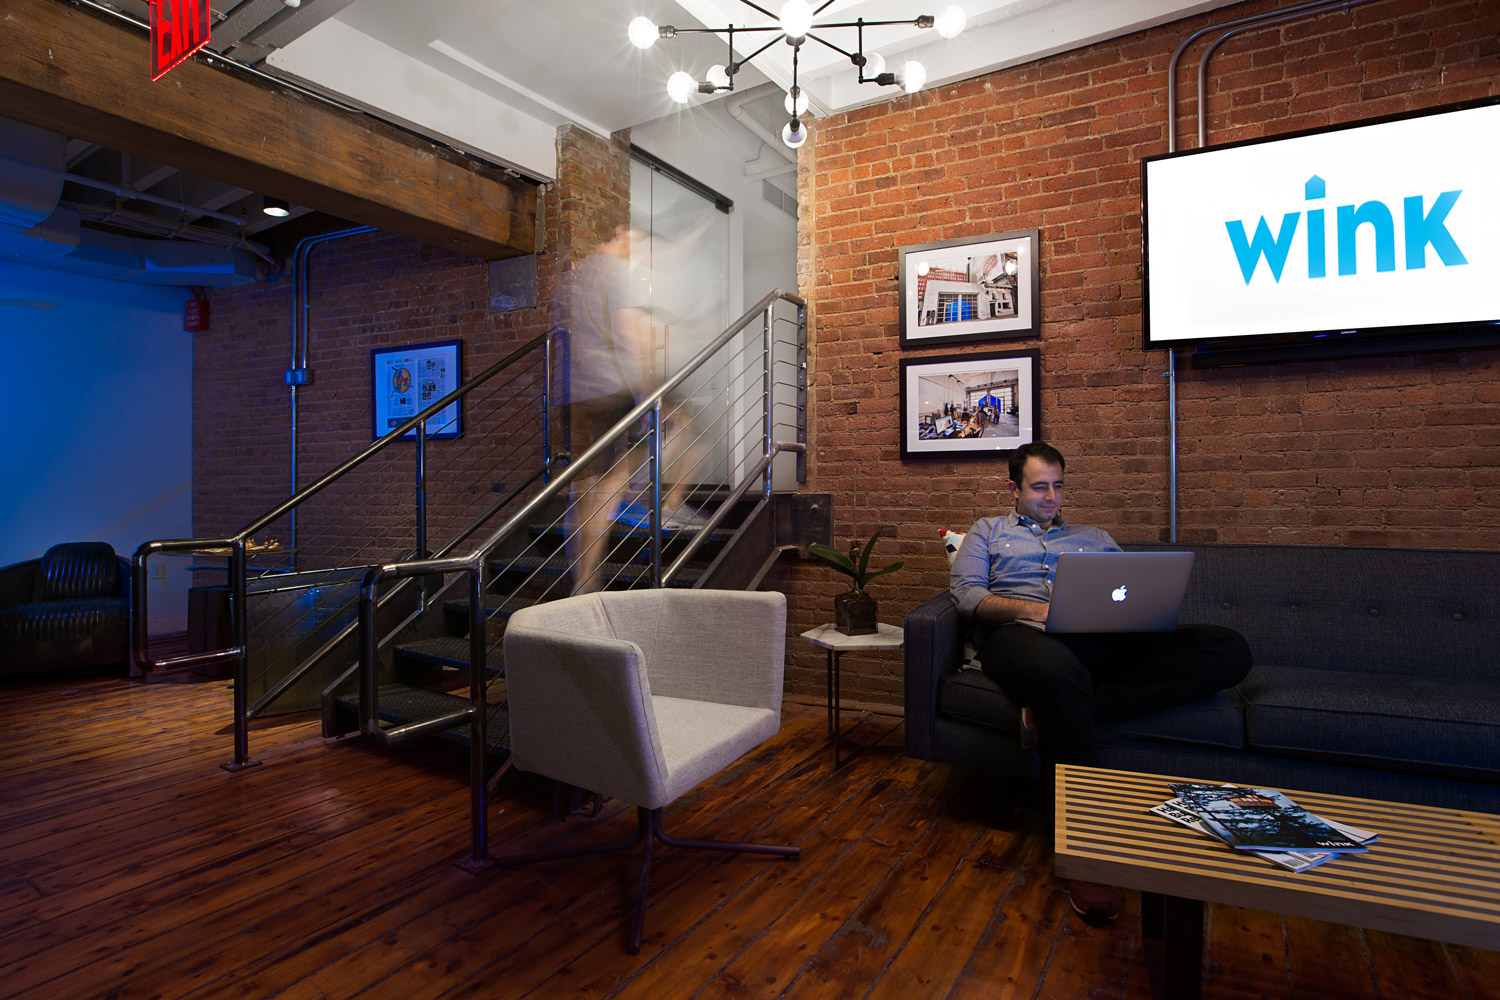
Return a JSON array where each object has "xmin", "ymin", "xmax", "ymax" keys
[{"xmin": 1224, "ymin": 176, "xmax": 1469, "ymax": 284}]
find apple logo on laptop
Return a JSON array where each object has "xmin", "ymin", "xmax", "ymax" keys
[{"xmin": 1111, "ymin": 585, "xmax": 1128, "ymax": 602}]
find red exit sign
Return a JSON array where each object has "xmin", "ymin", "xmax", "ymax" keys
[{"xmin": 149, "ymin": 0, "xmax": 212, "ymax": 81}]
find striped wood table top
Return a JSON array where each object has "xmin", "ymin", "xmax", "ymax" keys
[{"xmin": 1054, "ymin": 764, "xmax": 1500, "ymax": 952}]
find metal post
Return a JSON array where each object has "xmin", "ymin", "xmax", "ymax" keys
[
  {"xmin": 762, "ymin": 305, "xmax": 774, "ymax": 499},
  {"xmin": 415, "ymin": 422, "xmax": 428, "ymax": 606},
  {"xmin": 542, "ymin": 331, "xmax": 554, "ymax": 483},
  {"xmin": 460, "ymin": 564, "xmax": 492, "ymax": 870},
  {"xmin": 222, "ymin": 540, "xmax": 261, "ymax": 771},
  {"xmin": 650, "ymin": 399, "xmax": 664, "ymax": 587}
]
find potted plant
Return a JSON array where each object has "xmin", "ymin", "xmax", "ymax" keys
[{"xmin": 806, "ymin": 526, "xmax": 905, "ymax": 635}]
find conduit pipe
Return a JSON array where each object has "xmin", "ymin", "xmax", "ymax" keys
[
  {"xmin": 287, "ymin": 226, "xmax": 378, "ymax": 558},
  {"xmin": 1160, "ymin": 0, "xmax": 1370, "ymax": 541},
  {"xmin": 0, "ymin": 151, "xmax": 250, "ymax": 227}
]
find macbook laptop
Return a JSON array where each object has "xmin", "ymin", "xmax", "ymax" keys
[{"xmin": 1017, "ymin": 551, "xmax": 1195, "ymax": 633}]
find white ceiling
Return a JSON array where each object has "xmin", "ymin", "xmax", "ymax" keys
[{"xmin": 265, "ymin": 0, "xmax": 1239, "ymax": 180}]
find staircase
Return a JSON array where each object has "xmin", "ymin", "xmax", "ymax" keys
[{"xmin": 133, "ymin": 289, "xmax": 816, "ymax": 861}]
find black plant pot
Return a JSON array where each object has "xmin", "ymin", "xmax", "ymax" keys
[{"xmin": 834, "ymin": 590, "xmax": 878, "ymax": 636}]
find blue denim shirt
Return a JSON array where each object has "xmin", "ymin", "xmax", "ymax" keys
[{"xmin": 949, "ymin": 511, "xmax": 1120, "ymax": 644}]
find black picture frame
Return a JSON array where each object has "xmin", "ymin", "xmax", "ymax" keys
[
  {"xmin": 898, "ymin": 229, "xmax": 1040, "ymax": 348},
  {"xmin": 898, "ymin": 348, "xmax": 1040, "ymax": 460},
  {"xmin": 370, "ymin": 338, "xmax": 463, "ymax": 441}
]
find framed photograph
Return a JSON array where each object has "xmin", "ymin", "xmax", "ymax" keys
[
  {"xmin": 898, "ymin": 348, "xmax": 1040, "ymax": 460},
  {"xmin": 898, "ymin": 229, "xmax": 1040, "ymax": 347},
  {"xmin": 370, "ymin": 338, "xmax": 463, "ymax": 440}
]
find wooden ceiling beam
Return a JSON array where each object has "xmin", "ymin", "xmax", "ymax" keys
[{"xmin": 0, "ymin": 0, "xmax": 537, "ymax": 260}]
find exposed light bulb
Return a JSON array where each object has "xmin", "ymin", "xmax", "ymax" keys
[
  {"xmin": 781, "ymin": 118, "xmax": 808, "ymax": 149},
  {"xmin": 779, "ymin": 0, "xmax": 813, "ymax": 41},
  {"xmin": 667, "ymin": 70, "xmax": 697, "ymax": 103},
  {"xmin": 784, "ymin": 88, "xmax": 809, "ymax": 116},
  {"xmin": 864, "ymin": 51, "xmax": 885, "ymax": 79},
  {"xmin": 706, "ymin": 64, "xmax": 730, "ymax": 89},
  {"xmin": 935, "ymin": 5, "xmax": 966, "ymax": 39},
  {"xmin": 628, "ymin": 16, "xmax": 658, "ymax": 49},
  {"xmin": 901, "ymin": 60, "xmax": 927, "ymax": 93}
]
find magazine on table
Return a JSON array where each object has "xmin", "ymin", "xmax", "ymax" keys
[
  {"xmin": 1151, "ymin": 797, "xmax": 1375, "ymax": 872},
  {"xmin": 1165, "ymin": 783, "xmax": 1376, "ymax": 854}
]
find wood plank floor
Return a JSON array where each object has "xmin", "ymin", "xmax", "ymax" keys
[{"xmin": 1, "ymin": 675, "xmax": 1497, "ymax": 1000}]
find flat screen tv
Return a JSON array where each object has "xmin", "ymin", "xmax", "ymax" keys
[{"xmin": 1142, "ymin": 97, "xmax": 1500, "ymax": 364}]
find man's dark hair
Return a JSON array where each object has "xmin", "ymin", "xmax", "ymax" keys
[{"xmin": 1008, "ymin": 441, "xmax": 1066, "ymax": 484}]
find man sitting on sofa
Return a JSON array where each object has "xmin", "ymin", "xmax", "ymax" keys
[{"xmin": 949, "ymin": 441, "xmax": 1252, "ymax": 922}]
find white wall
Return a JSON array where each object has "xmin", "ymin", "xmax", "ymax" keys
[{"xmin": 0, "ymin": 263, "xmax": 193, "ymax": 631}]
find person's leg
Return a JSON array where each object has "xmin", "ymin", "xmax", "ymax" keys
[
  {"xmin": 1076, "ymin": 625, "xmax": 1252, "ymax": 723},
  {"xmin": 978, "ymin": 624, "xmax": 1098, "ymax": 766},
  {"xmin": 567, "ymin": 392, "xmax": 636, "ymax": 594}
]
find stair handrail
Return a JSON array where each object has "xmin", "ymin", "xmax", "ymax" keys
[
  {"xmin": 133, "ymin": 328, "xmax": 556, "ymax": 771},
  {"xmin": 353, "ymin": 287, "xmax": 806, "ymax": 866}
]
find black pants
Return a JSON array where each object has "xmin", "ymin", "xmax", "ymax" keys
[{"xmin": 978, "ymin": 624, "xmax": 1252, "ymax": 767}]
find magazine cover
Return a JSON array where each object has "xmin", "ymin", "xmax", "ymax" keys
[
  {"xmin": 1151, "ymin": 800, "xmax": 1340, "ymax": 873},
  {"xmin": 1168, "ymin": 783, "xmax": 1370, "ymax": 853}
]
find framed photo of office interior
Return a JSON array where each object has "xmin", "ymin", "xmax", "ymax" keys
[
  {"xmin": 898, "ymin": 229, "xmax": 1040, "ymax": 347},
  {"xmin": 898, "ymin": 348, "xmax": 1040, "ymax": 460}
]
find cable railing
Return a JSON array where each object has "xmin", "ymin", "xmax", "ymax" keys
[
  {"xmin": 352, "ymin": 289, "xmax": 807, "ymax": 866},
  {"xmin": 132, "ymin": 330, "xmax": 557, "ymax": 770}
]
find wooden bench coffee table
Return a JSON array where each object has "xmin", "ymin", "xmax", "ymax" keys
[{"xmin": 1054, "ymin": 765, "xmax": 1500, "ymax": 1000}]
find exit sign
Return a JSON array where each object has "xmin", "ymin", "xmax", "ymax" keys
[{"xmin": 149, "ymin": 0, "xmax": 212, "ymax": 81}]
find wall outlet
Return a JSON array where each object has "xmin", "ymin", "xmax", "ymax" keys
[{"xmin": 151, "ymin": 562, "xmax": 166, "ymax": 580}]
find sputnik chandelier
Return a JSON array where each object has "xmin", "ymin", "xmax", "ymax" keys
[{"xmin": 629, "ymin": 1, "xmax": 967, "ymax": 149}]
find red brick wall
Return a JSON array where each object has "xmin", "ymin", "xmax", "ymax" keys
[
  {"xmin": 772, "ymin": 0, "xmax": 1500, "ymax": 709},
  {"xmin": 194, "ymin": 127, "xmax": 632, "ymax": 567}
]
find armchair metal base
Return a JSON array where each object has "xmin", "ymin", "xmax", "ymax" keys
[{"xmin": 493, "ymin": 804, "xmax": 800, "ymax": 954}]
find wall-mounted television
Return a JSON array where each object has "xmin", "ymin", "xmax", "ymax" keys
[{"xmin": 1142, "ymin": 97, "xmax": 1500, "ymax": 364}]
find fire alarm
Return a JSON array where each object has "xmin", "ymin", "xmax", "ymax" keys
[{"xmin": 185, "ymin": 296, "xmax": 210, "ymax": 332}]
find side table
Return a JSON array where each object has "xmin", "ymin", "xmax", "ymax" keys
[{"xmin": 798, "ymin": 623, "xmax": 904, "ymax": 768}]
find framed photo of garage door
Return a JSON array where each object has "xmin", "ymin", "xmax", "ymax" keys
[{"xmin": 898, "ymin": 229, "xmax": 1040, "ymax": 348}]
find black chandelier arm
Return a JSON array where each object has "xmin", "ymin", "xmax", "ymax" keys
[
  {"xmin": 664, "ymin": 25, "xmax": 784, "ymax": 35},
  {"xmin": 803, "ymin": 32, "xmax": 856, "ymax": 61},
  {"xmin": 738, "ymin": 33, "xmax": 787, "ymax": 65},
  {"xmin": 804, "ymin": 18, "xmax": 937, "ymax": 29}
]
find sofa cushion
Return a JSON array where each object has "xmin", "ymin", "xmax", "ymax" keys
[
  {"xmin": 939, "ymin": 669, "xmax": 1246, "ymax": 752},
  {"xmin": 1096, "ymin": 689, "xmax": 1245, "ymax": 751},
  {"xmin": 1238, "ymin": 665, "xmax": 1500, "ymax": 781}
]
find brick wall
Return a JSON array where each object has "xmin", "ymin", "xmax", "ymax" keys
[
  {"xmin": 771, "ymin": 0, "xmax": 1500, "ymax": 710},
  {"xmin": 194, "ymin": 127, "xmax": 632, "ymax": 568}
]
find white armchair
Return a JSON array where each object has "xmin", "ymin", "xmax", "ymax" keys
[{"xmin": 497, "ymin": 588, "xmax": 799, "ymax": 953}]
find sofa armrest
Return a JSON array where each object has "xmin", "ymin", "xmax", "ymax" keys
[
  {"xmin": 903, "ymin": 591, "xmax": 963, "ymax": 759},
  {"xmin": 0, "ymin": 560, "xmax": 39, "ymax": 606}
]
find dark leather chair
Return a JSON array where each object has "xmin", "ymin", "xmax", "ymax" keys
[{"xmin": 0, "ymin": 541, "xmax": 131, "ymax": 680}]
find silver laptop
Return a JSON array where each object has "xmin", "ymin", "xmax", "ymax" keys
[{"xmin": 1021, "ymin": 551, "xmax": 1195, "ymax": 633}]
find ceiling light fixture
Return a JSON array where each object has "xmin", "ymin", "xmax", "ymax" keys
[
  {"xmin": 629, "ymin": 2, "xmax": 965, "ymax": 149},
  {"xmin": 262, "ymin": 196, "xmax": 290, "ymax": 218}
]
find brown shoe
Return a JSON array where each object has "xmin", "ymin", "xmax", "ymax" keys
[{"xmin": 1068, "ymin": 882, "xmax": 1123, "ymax": 925}]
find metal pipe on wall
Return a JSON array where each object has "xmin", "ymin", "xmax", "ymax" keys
[
  {"xmin": 288, "ymin": 226, "xmax": 378, "ymax": 557},
  {"xmin": 1161, "ymin": 0, "xmax": 1368, "ymax": 541}
]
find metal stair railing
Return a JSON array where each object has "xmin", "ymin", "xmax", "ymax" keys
[
  {"xmin": 133, "ymin": 329, "xmax": 558, "ymax": 771},
  {"xmin": 353, "ymin": 288, "xmax": 807, "ymax": 867}
]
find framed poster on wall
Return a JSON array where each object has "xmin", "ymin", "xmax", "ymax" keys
[
  {"xmin": 898, "ymin": 229, "xmax": 1040, "ymax": 348},
  {"xmin": 898, "ymin": 348, "xmax": 1040, "ymax": 460},
  {"xmin": 370, "ymin": 338, "xmax": 462, "ymax": 440}
]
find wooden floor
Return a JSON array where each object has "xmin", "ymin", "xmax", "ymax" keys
[{"xmin": 2, "ymin": 676, "xmax": 1497, "ymax": 1000}]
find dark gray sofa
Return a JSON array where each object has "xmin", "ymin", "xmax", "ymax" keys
[{"xmin": 903, "ymin": 543, "xmax": 1500, "ymax": 813}]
